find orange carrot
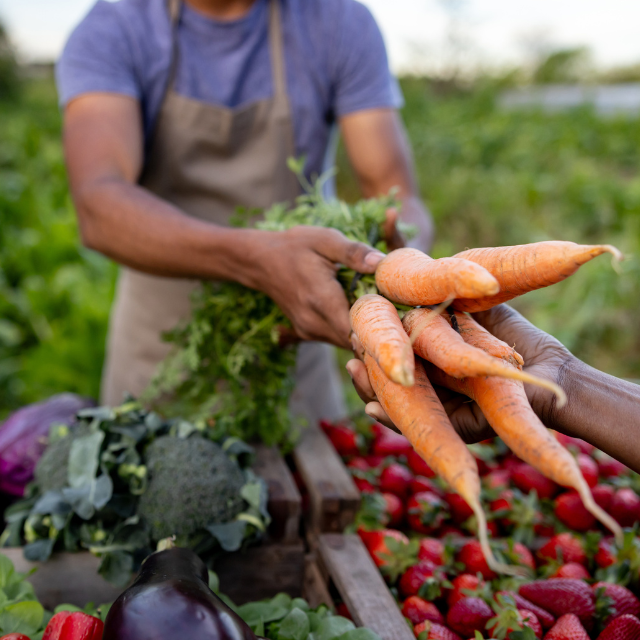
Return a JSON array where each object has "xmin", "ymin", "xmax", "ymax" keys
[
  {"xmin": 375, "ymin": 248, "xmax": 500, "ymax": 306},
  {"xmin": 453, "ymin": 241, "xmax": 623, "ymax": 312},
  {"xmin": 364, "ymin": 353, "xmax": 524, "ymax": 576},
  {"xmin": 403, "ymin": 308, "xmax": 566, "ymax": 404},
  {"xmin": 428, "ymin": 367, "xmax": 622, "ymax": 544},
  {"xmin": 454, "ymin": 312, "xmax": 524, "ymax": 367},
  {"xmin": 350, "ymin": 294, "xmax": 415, "ymax": 386}
]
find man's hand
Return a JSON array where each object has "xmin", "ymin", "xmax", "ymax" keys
[
  {"xmin": 241, "ymin": 226, "xmax": 385, "ymax": 349},
  {"xmin": 346, "ymin": 304, "xmax": 573, "ymax": 443}
]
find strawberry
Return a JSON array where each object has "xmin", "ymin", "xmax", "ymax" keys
[
  {"xmin": 594, "ymin": 539, "xmax": 616, "ymax": 569},
  {"xmin": 448, "ymin": 575, "xmax": 486, "ymax": 607},
  {"xmin": 348, "ymin": 457, "xmax": 371, "ymax": 472},
  {"xmin": 538, "ymin": 533, "xmax": 587, "ymax": 566},
  {"xmin": 381, "ymin": 492, "xmax": 404, "ymax": 528},
  {"xmin": 373, "ymin": 431, "xmax": 412, "ymax": 457},
  {"xmin": 512, "ymin": 463, "xmax": 559, "ymax": 499},
  {"xmin": 365, "ymin": 455, "xmax": 385, "ymax": 468},
  {"xmin": 379, "ymin": 463, "xmax": 413, "ymax": 498},
  {"xmin": 414, "ymin": 621, "xmax": 462, "ymax": 640},
  {"xmin": 353, "ymin": 477, "xmax": 376, "ymax": 493},
  {"xmin": 418, "ymin": 538, "xmax": 446, "ymax": 566},
  {"xmin": 364, "ymin": 528, "xmax": 411, "ymax": 570},
  {"xmin": 407, "ymin": 492, "xmax": 447, "ymax": 535},
  {"xmin": 369, "ymin": 422, "xmax": 388, "ymax": 440},
  {"xmin": 446, "ymin": 597, "xmax": 493, "ymax": 638},
  {"xmin": 408, "ymin": 449, "xmax": 436, "ymax": 478},
  {"xmin": 485, "ymin": 469, "xmax": 511, "ymax": 490},
  {"xmin": 490, "ymin": 490, "xmax": 514, "ymax": 519},
  {"xmin": 610, "ymin": 488, "xmax": 640, "ymax": 528},
  {"xmin": 44, "ymin": 612, "xmax": 104, "ymax": 640},
  {"xmin": 554, "ymin": 491, "xmax": 596, "ymax": 532},
  {"xmin": 551, "ymin": 563, "xmax": 591, "ymax": 580},
  {"xmin": 43, "ymin": 611, "xmax": 72, "ymax": 640},
  {"xmin": 555, "ymin": 433, "xmax": 595, "ymax": 457},
  {"xmin": 445, "ymin": 493, "xmax": 474, "ymax": 525},
  {"xmin": 399, "ymin": 560, "xmax": 438, "ymax": 598},
  {"xmin": 488, "ymin": 604, "xmax": 543, "ymax": 640},
  {"xmin": 487, "ymin": 520, "xmax": 500, "ymax": 537},
  {"xmin": 503, "ymin": 455, "xmax": 523, "ymax": 474},
  {"xmin": 438, "ymin": 524, "xmax": 465, "ymax": 538},
  {"xmin": 322, "ymin": 423, "xmax": 360, "ymax": 456},
  {"xmin": 402, "ymin": 596, "xmax": 445, "ymax": 625},
  {"xmin": 336, "ymin": 603, "xmax": 352, "ymax": 620},
  {"xmin": 519, "ymin": 579, "xmax": 595, "ymax": 630},
  {"xmin": 411, "ymin": 476, "xmax": 442, "ymax": 496},
  {"xmin": 577, "ymin": 453, "xmax": 599, "ymax": 488},
  {"xmin": 592, "ymin": 582, "xmax": 640, "ymax": 621},
  {"xmin": 510, "ymin": 542, "xmax": 536, "ymax": 572},
  {"xmin": 597, "ymin": 454, "xmax": 629, "ymax": 479},
  {"xmin": 593, "ymin": 485, "xmax": 615, "ymax": 512},
  {"xmin": 494, "ymin": 592, "xmax": 555, "ymax": 630},
  {"xmin": 457, "ymin": 540, "xmax": 496, "ymax": 579},
  {"xmin": 545, "ymin": 614, "xmax": 590, "ymax": 640},
  {"xmin": 596, "ymin": 614, "xmax": 640, "ymax": 640}
]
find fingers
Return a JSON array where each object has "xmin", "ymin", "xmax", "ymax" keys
[
  {"xmin": 383, "ymin": 207, "xmax": 405, "ymax": 251},
  {"xmin": 365, "ymin": 402, "xmax": 396, "ymax": 430},
  {"xmin": 346, "ymin": 359, "xmax": 376, "ymax": 402},
  {"xmin": 316, "ymin": 228, "xmax": 385, "ymax": 274}
]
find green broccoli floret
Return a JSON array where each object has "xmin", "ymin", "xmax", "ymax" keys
[
  {"xmin": 138, "ymin": 435, "xmax": 246, "ymax": 541},
  {"xmin": 34, "ymin": 424, "xmax": 92, "ymax": 493}
]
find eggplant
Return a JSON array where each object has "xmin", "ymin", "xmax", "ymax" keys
[{"xmin": 103, "ymin": 547, "xmax": 258, "ymax": 640}]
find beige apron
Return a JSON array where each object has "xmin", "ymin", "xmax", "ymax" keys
[{"xmin": 101, "ymin": 0, "xmax": 346, "ymax": 424}]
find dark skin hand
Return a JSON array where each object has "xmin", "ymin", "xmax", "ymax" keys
[
  {"xmin": 64, "ymin": 92, "xmax": 431, "ymax": 351},
  {"xmin": 347, "ymin": 304, "xmax": 640, "ymax": 473}
]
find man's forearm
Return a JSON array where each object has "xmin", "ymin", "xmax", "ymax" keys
[
  {"xmin": 398, "ymin": 194, "xmax": 434, "ymax": 253},
  {"xmin": 552, "ymin": 357, "xmax": 640, "ymax": 472},
  {"xmin": 76, "ymin": 177, "xmax": 263, "ymax": 285}
]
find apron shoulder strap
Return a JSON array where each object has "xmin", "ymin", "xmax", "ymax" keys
[{"xmin": 268, "ymin": 0, "xmax": 289, "ymax": 104}]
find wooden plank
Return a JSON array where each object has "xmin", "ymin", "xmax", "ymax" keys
[
  {"xmin": 254, "ymin": 444, "xmax": 302, "ymax": 542},
  {"xmin": 302, "ymin": 553, "xmax": 334, "ymax": 610},
  {"xmin": 1, "ymin": 539, "xmax": 305, "ymax": 609},
  {"xmin": 215, "ymin": 540, "xmax": 305, "ymax": 604},
  {"xmin": 293, "ymin": 426, "xmax": 360, "ymax": 533},
  {"xmin": 318, "ymin": 534, "xmax": 414, "ymax": 640},
  {"xmin": 0, "ymin": 548, "xmax": 122, "ymax": 610}
]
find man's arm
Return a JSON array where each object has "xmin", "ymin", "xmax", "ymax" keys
[
  {"xmin": 340, "ymin": 108, "xmax": 434, "ymax": 252},
  {"xmin": 64, "ymin": 93, "xmax": 385, "ymax": 348}
]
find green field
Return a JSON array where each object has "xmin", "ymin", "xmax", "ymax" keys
[{"xmin": 1, "ymin": 76, "xmax": 639, "ymax": 417}]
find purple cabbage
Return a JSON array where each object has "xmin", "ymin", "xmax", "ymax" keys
[{"xmin": 0, "ymin": 394, "xmax": 95, "ymax": 496}]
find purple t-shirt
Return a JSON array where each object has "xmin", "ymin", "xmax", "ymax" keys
[{"xmin": 56, "ymin": 0, "xmax": 402, "ymax": 180}]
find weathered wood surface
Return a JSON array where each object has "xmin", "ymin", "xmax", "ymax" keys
[
  {"xmin": 318, "ymin": 534, "xmax": 414, "ymax": 640},
  {"xmin": 1, "ymin": 539, "xmax": 305, "ymax": 608},
  {"xmin": 254, "ymin": 444, "xmax": 302, "ymax": 542},
  {"xmin": 302, "ymin": 553, "xmax": 334, "ymax": 609},
  {"xmin": 293, "ymin": 426, "xmax": 360, "ymax": 533}
]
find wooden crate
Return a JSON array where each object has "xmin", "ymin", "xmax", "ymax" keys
[
  {"xmin": 306, "ymin": 533, "xmax": 414, "ymax": 640},
  {"xmin": 0, "ymin": 445, "xmax": 304, "ymax": 609},
  {"xmin": 292, "ymin": 426, "xmax": 360, "ymax": 534}
]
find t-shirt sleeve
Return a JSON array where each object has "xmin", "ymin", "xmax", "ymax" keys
[
  {"xmin": 331, "ymin": 0, "xmax": 403, "ymax": 117},
  {"xmin": 56, "ymin": 0, "xmax": 140, "ymax": 107}
]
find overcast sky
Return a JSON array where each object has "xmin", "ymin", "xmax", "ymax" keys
[{"xmin": 1, "ymin": 0, "xmax": 639, "ymax": 73}]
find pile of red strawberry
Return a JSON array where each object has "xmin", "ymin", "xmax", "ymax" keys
[
  {"xmin": 320, "ymin": 419, "xmax": 640, "ymax": 640},
  {"xmin": 320, "ymin": 420, "xmax": 640, "ymax": 540},
  {"xmin": 359, "ymin": 528, "xmax": 640, "ymax": 640}
]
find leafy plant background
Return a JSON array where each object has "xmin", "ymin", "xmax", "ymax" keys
[{"xmin": 1, "ymin": 59, "xmax": 639, "ymax": 418}]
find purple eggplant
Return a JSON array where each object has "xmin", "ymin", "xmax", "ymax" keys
[{"xmin": 103, "ymin": 547, "xmax": 258, "ymax": 640}]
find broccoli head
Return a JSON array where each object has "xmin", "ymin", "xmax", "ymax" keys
[
  {"xmin": 138, "ymin": 435, "xmax": 246, "ymax": 541},
  {"xmin": 34, "ymin": 424, "xmax": 92, "ymax": 493}
]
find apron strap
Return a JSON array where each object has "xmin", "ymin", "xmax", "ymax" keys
[{"xmin": 268, "ymin": 0, "xmax": 289, "ymax": 106}]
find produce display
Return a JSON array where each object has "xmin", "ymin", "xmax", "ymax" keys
[
  {"xmin": 323, "ymin": 419, "xmax": 640, "ymax": 639},
  {"xmin": 1, "ymin": 401, "xmax": 269, "ymax": 586}
]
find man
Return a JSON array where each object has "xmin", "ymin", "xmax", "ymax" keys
[{"xmin": 57, "ymin": 0, "xmax": 433, "ymax": 420}]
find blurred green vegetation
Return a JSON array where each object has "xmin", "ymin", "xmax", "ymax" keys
[
  {"xmin": 1, "ymin": 71, "xmax": 639, "ymax": 417},
  {"xmin": 0, "ymin": 77, "xmax": 117, "ymax": 416}
]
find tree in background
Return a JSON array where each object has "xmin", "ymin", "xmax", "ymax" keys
[{"xmin": 0, "ymin": 20, "xmax": 20, "ymax": 100}]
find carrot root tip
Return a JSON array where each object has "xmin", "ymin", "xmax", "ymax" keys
[{"xmin": 578, "ymin": 485, "xmax": 624, "ymax": 545}]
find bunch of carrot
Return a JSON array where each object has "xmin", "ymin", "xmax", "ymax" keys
[{"xmin": 349, "ymin": 241, "xmax": 624, "ymax": 576}]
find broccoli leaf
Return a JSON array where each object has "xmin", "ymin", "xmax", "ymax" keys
[
  {"xmin": 67, "ymin": 430, "xmax": 104, "ymax": 488},
  {"xmin": 23, "ymin": 539, "xmax": 54, "ymax": 562},
  {"xmin": 206, "ymin": 520, "xmax": 247, "ymax": 552},
  {"xmin": 32, "ymin": 491, "xmax": 71, "ymax": 516},
  {"xmin": 97, "ymin": 551, "xmax": 133, "ymax": 588}
]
